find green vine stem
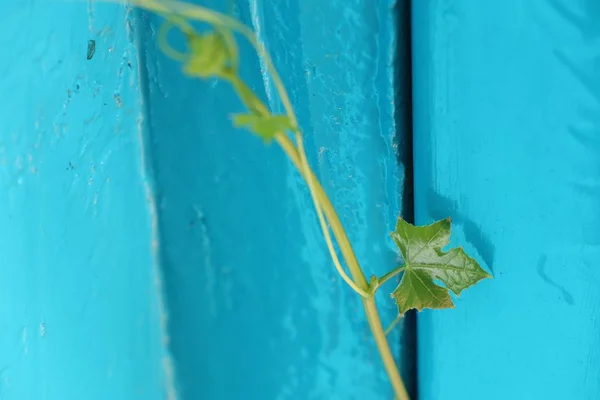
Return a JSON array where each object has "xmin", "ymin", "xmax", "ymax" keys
[
  {"xmin": 373, "ymin": 266, "xmax": 406, "ymax": 293},
  {"xmin": 97, "ymin": 1, "xmax": 492, "ymax": 399},
  {"xmin": 275, "ymin": 134, "xmax": 409, "ymax": 399},
  {"xmin": 276, "ymin": 136, "xmax": 369, "ymax": 297}
]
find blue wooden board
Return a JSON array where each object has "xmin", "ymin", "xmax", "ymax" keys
[
  {"xmin": 137, "ymin": 0, "xmax": 412, "ymax": 398},
  {"xmin": 412, "ymin": 1, "xmax": 600, "ymax": 399},
  {"xmin": 0, "ymin": 2, "xmax": 169, "ymax": 399}
]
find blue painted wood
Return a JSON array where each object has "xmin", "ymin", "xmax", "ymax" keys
[
  {"xmin": 137, "ymin": 0, "xmax": 412, "ymax": 398},
  {"xmin": 0, "ymin": 2, "xmax": 169, "ymax": 399},
  {"xmin": 413, "ymin": 1, "xmax": 600, "ymax": 399}
]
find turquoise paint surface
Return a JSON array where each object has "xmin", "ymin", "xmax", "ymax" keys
[
  {"xmin": 137, "ymin": 0, "xmax": 412, "ymax": 398},
  {"xmin": 413, "ymin": 1, "xmax": 600, "ymax": 399},
  {"xmin": 0, "ymin": 2, "xmax": 168, "ymax": 399}
]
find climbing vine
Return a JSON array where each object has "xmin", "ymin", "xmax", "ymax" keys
[{"xmin": 109, "ymin": 1, "xmax": 491, "ymax": 398}]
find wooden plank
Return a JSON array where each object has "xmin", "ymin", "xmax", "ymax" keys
[
  {"xmin": 412, "ymin": 1, "xmax": 600, "ymax": 399},
  {"xmin": 138, "ymin": 0, "xmax": 413, "ymax": 398},
  {"xmin": 0, "ymin": 2, "xmax": 169, "ymax": 399}
]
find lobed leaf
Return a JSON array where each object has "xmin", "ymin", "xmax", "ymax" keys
[
  {"xmin": 390, "ymin": 217, "xmax": 491, "ymax": 315},
  {"xmin": 183, "ymin": 30, "xmax": 237, "ymax": 78}
]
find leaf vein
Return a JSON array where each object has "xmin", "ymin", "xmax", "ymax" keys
[
  {"xmin": 411, "ymin": 270, "xmax": 445, "ymax": 302},
  {"xmin": 408, "ymin": 223, "xmax": 445, "ymax": 263}
]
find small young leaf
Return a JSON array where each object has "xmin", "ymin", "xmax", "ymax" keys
[
  {"xmin": 183, "ymin": 30, "xmax": 235, "ymax": 78},
  {"xmin": 232, "ymin": 113, "xmax": 295, "ymax": 141},
  {"xmin": 390, "ymin": 217, "xmax": 491, "ymax": 315}
]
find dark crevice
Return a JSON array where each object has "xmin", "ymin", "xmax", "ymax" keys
[{"xmin": 394, "ymin": 0, "xmax": 418, "ymax": 399}]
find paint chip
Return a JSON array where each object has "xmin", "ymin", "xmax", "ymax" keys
[{"xmin": 87, "ymin": 40, "xmax": 96, "ymax": 60}]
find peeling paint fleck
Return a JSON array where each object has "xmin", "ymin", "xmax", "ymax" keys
[{"xmin": 87, "ymin": 40, "xmax": 96, "ymax": 60}]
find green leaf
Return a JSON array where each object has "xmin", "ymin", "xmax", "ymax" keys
[
  {"xmin": 232, "ymin": 113, "xmax": 295, "ymax": 141},
  {"xmin": 183, "ymin": 30, "xmax": 236, "ymax": 78},
  {"xmin": 390, "ymin": 217, "xmax": 491, "ymax": 315}
]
